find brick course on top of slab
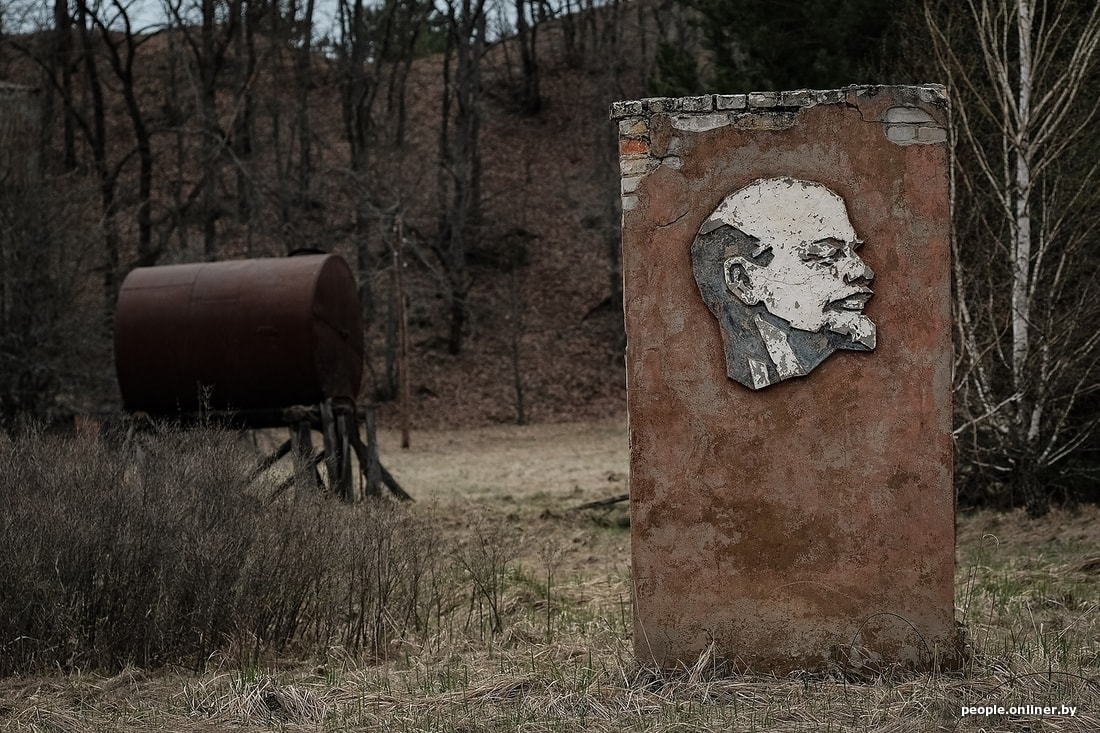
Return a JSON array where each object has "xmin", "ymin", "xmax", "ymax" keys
[{"xmin": 609, "ymin": 85, "xmax": 947, "ymax": 120}]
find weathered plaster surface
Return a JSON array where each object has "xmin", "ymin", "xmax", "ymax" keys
[{"xmin": 613, "ymin": 85, "xmax": 960, "ymax": 673}]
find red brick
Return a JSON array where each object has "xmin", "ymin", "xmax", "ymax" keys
[{"xmin": 619, "ymin": 138, "xmax": 649, "ymax": 156}]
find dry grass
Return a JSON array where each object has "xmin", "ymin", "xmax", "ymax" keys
[
  {"xmin": 374, "ymin": 417, "xmax": 630, "ymax": 502},
  {"xmin": 2, "ymin": 420, "xmax": 1100, "ymax": 732}
]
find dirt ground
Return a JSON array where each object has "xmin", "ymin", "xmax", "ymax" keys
[{"xmin": 375, "ymin": 416, "xmax": 630, "ymax": 504}]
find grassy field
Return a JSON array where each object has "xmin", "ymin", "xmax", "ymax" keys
[{"xmin": 2, "ymin": 418, "xmax": 1099, "ymax": 732}]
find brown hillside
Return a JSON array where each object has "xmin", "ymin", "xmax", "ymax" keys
[
  {"xmin": 370, "ymin": 19, "xmax": 643, "ymax": 428},
  {"xmin": 1, "ymin": 2, "xmax": 675, "ymax": 429}
]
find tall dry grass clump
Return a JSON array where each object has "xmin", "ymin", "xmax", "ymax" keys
[{"xmin": 0, "ymin": 423, "xmax": 457, "ymax": 675}]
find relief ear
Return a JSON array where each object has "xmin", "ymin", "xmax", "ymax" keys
[{"xmin": 724, "ymin": 256, "xmax": 761, "ymax": 305}]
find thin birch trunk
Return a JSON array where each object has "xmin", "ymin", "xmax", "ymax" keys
[{"xmin": 1011, "ymin": 0, "xmax": 1033, "ymax": 396}]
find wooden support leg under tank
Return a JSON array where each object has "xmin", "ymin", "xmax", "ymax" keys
[
  {"xmin": 242, "ymin": 403, "xmax": 408, "ymax": 502},
  {"xmin": 320, "ymin": 399, "xmax": 339, "ymax": 498},
  {"xmin": 337, "ymin": 408, "xmax": 357, "ymax": 501},
  {"xmin": 246, "ymin": 438, "xmax": 292, "ymax": 484},
  {"xmin": 291, "ymin": 418, "xmax": 322, "ymax": 489},
  {"xmin": 321, "ymin": 399, "xmax": 357, "ymax": 502},
  {"xmin": 348, "ymin": 407, "xmax": 412, "ymax": 502}
]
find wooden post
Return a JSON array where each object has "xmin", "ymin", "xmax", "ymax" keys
[
  {"xmin": 348, "ymin": 412, "xmax": 413, "ymax": 502},
  {"xmin": 319, "ymin": 399, "xmax": 336, "ymax": 490},
  {"xmin": 319, "ymin": 396, "xmax": 356, "ymax": 499},
  {"xmin": 336, "ymin": 407, "xmax": 356, "ymax": 501},
  {"xmin": 396, "ymin": 216, "xmax": 411, "ymax": 449},
  {"xmin": 246, "ymin": 438, "xmax": 293, "ymax": 484}
]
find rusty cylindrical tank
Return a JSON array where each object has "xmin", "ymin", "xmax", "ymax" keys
[{"xmin": 114, "ymin": 254, "xmax": 363, "ymax": 417}]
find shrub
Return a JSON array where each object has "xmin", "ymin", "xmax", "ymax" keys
[{"xmin": 0, "ymin": 423, "xmax": 462, "ymax": 674}]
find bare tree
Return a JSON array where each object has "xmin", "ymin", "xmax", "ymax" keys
[
  {"xmin": 72, "ymin": 0, "xmax": 122, "ymax": 314},
  {"xmin": 160, "ymin": 21, "xmax": 195, "ymax": 256},
  {"xmin": 435, "ymin": 0, "xmax": 487, "ymax": 355},
  {"xmin": 165, "ymin": 0, "xmax": 241, "ymax": 260},
  {"xmin": 292, "ymin": 0, "xmax": 315, "ymax": 204},
  {"xmin": 927, "ymin": 0, "xmax": 1100, "ymax": 514},
  {"xmin": 82, "ymin": 0, "xmax": 161, "ymax": 267},
  {"xmin": 230, "ymin": 0, "xmax": 263, "ymax": 237},
  {"xmin": 17, "ymin": 1, "xmax": 165, "ymax": 293},
  {"xmin": 594, "ymin": 0, "xmax": 630, "ymax": 360},
  {"xmin": 512, "ymin": 0, "xmax": 540, "ymax": 114},
  {"xmin": 53, "ymin": 0, "xmax": 77, "ymax": 169},
  {"xmin": 383, "ymin": 1, "xmax": 432, "ymax": 146},
  {"xmin": 0, "ymin": 85, "xmax": 100, "ymax": 422},
  {"xmin": 335, "ymin": 0, "xmax": 386, "ymax": 326}
]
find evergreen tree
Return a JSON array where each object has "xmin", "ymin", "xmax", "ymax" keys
[{"xmin": 666, "ymin": 0, "xmax": 915, "ymax": 93}]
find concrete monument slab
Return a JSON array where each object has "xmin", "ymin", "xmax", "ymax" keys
[{"xmin": 613, "ymin": 86, "xmax": 961, "ymax": 673}]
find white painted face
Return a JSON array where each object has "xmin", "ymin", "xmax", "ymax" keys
[{"xmin": 711, "ymin": 178, "xmax": 876, "ymax": 348}]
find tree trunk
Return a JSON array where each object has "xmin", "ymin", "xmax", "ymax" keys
[
  {"xmin": 395, "ymin": 222, "xmax": 411, "ymax": 447},
  {"xmin": 336, "ymin": 0, "xmax": 386, "ymax": 333},
  {"xmin": 514, "ymin": 0, "xmax": 540, "ymax": 114},
  {"xmin": 54, "ymin": 0, "xmax": 76, "ymax": 170},
  {"xmin": 233, "ymin": 0, "xmax": 259, "ymax": 225},
  {"xmin": 165, "ymin": 31, "xmax": 190, "ymax": 255},
  {"xmin": 295, "ymin": 0, "xmax": 316, "ymax": 204},
  {"xmin": 1010, "ymin": 0, "xmax": 1033, "ymax": 395},
  {"xmin": 76, "ymin": 2, "xmax": 120, "ymax": 325},
  {"xmin": 88, "ymin": 1, "xmax": 155, "ymax": 265},
  {"xmin": 200, "ymin": 0, "xmax": 222, "ymax": 260},
  {"xmin": 439, "ymin": 0, "xmax": 486, "ymax": 355},
  {"xmin": 508, "ymin": 266, "xmax": 526, "ymax": 425}
]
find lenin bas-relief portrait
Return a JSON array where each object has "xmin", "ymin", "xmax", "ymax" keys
[{"xmin": 691, "ymin": 177, "xmax": 876, "ymax": 390}]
